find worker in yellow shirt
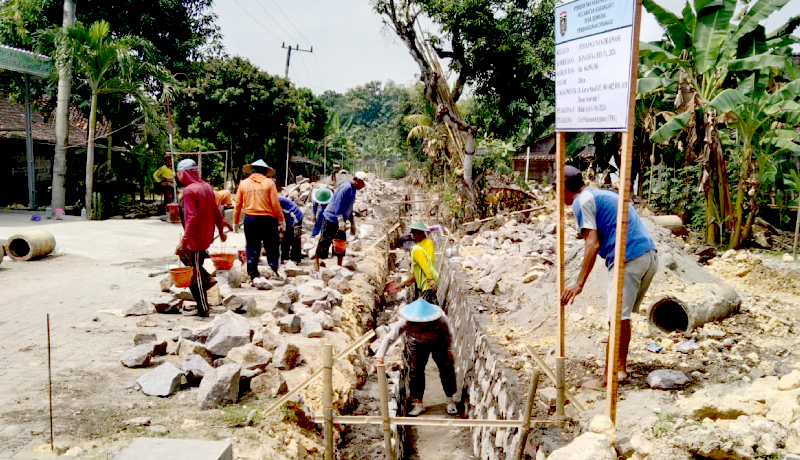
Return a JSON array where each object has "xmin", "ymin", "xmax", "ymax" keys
[
  {"xmin": 153, "ymin": 157, "xmax": 176, "ymax": 203},
  {"xmin": 396, "ymin": 220, "xmax": 439, "ymax": 304}
]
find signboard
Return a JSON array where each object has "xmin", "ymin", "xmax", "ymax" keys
[
  {"xmin": 0, "ymin": 44, "xmax": 54, "ymax": 78},
  {"xmin": 554, "ymin": 0, "xmax": 636, "ymax": 131}
]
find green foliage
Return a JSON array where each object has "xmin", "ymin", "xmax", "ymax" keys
[
  {"xmin": 391, "ymin": 162, "xmax": 408, "ymax": 179},
  {"xmin": 473, "ymin": 136, "xmax": 515, "ymax": 176},
  {"xmin": 651, "ymin": 411, "xmax": 681, "ymax": 438}
]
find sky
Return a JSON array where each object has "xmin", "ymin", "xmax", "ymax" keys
[{"xmin": 214, "ymin": 0, "xmax": 800, "ymax": 95}]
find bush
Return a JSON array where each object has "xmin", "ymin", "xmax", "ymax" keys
[{"xmin": 391, "ymin": 162, "xmax": 408, "ymax": 179}]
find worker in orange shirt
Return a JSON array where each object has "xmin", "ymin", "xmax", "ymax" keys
[{"xmin": 234, "ymin": 160, "xmax": 285, "ymax": 281}]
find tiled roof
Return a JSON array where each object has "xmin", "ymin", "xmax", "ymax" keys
[{"xmin": 0, "ymin": 96, "xmax": 110, "ymax": 146}]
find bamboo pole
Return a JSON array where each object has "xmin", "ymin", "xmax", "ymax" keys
[
  {"xmin": 460, "ymin": 206, "xmax": 547, "ymax": 226},
  {"xmin": 606, "ymin": 0, "xmax": 644, "ymax": 425},
  {"xmin": 555, "ymin": 131, "xmax": 566, "ymax": 421},
  {"xmin": 365, "ymin": 223, "xmax": 402, "ymax": 253},
  {"xmin": 47, "ymin": 314, "xmax": 54, "ymax": 452},
  {"xmin": 511, "ymin": 371, "xmax": 540, "ymax": 460},
  {"xmin": 314, "ymin": 416, "xmax": 560, "ymax": 428},
  {"xmin": 323, "ymin": 344, "xmax": 334, "ymax": 460},
  {"xmin": 377, "ymin": 364, "xmax": 394, "ymax": 460},
  {"xmin": 263, "ymin": 331, "xmax": 375, "ymax": 417},
  {"xmin": 525, "ymin": 347, "xmax": 585, "ymax": 413}
]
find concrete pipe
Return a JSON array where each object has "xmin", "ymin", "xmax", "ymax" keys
[
  {"xmin": 649, "ymin": 215, "xmax": 688, "ymax": 236},
  {"xmin": 6, "ymin": 231, "xmax": 56, "ymax": 261},
  {"xmin": 0, "ymin": 243, "xmax": 4, "ymax": 264},
  {"xmin": 648, "ymin": 282, "xmax": 740, "ymax": 335}
]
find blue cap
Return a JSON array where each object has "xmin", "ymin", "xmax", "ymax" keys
[{"xmin": 398, "ymin": 299, "xmax": 443, "ymax": 322}]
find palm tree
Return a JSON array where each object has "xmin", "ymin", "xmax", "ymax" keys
[{"xmin": 42, "ymin": 20, "xmax": 174, "ymax": 219}]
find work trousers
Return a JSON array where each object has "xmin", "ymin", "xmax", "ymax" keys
[
  {"xmin": 180, "ymin": 250, "xmax": 211, "ymax": 317},
  {"xmin": 281, "ymin": 223, "xmax": 303, "ymax": 263},
  {"xmin": 315, "ymin": 219, "xmax": 339, "ymax": 259},
  {"xmin": 406, "ymin": 336, "xmax": 457, "ymax": 401},
  {"xmin": 244, "ymin": 215, "xmax": 280, "ymax": 279}
]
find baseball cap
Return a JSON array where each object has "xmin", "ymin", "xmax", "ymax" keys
[
  {"xmin": 354, "ymin": 171, "xmax": 368, "ymax": 181},
  {"xmin": 177, "ymin": 159, "xmax": 197, "ymax": 172}
]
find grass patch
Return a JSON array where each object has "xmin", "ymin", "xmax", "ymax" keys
[
  {"xmin": 245, "ymin": 303, "xmax": 266, "ymax": 317},
  {"xmin": 216, "ymin": 395, "xmax": 283, "ymax": 427},
  {"xmin": 651, "ymin": 411, "xmax": 681, "ymax": 438}
]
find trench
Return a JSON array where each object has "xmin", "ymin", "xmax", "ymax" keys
[{"xmin": 337, "ymin": 232, "xmax": 476, "ymax": 460}]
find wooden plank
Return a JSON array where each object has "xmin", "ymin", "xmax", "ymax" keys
[
  {"xmin": 263, "ymin": 331, "xmax": 375, "ymax": 417},
  {"xmin": 377, "ymin": 364, "xmax": 394, "ymax": 460},
  {"xmin": 606, "ymin": 0, "xmax": 644, "ymax": 425},
  {"xmin": 555, "ymin": 131, "xmax": 566, "ymax": 421},
  {"xmin": 526, "ymin": 346, "xmax": 586, "ymax": 414},
  {"xmin": 323, "ymin": 345, "xmax": 333, "ymax": 460},
  {"xmin": 314, "ymin": 416, "xmax": 560, "ymax": 428},
  {"xmin": 365, "ymin": 223, "xmax": 402, "ymax": 253}
]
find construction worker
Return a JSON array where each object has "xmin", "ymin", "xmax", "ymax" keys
[
  {"xmin": 279, "ymin": 195, "xmax": 304, "ymax": 264},
  {"xmin": 374, "ymin": 299, "xmax": 458, "ymax": 416},
  {"xmin": 153, "ymin": 156, "xmax": 175, "ymax": 204},
  {"xmin": 234, "ymin": 159, "xmax": 286, "ymax": 281},
  {"xmin": 174, "ymin": 159, "xmax": 231, "ymax": 317},
  {"xmin": 313, "ymin": 171, "xmax": 367, "ymax": 270},
  {"xmin": 397, "ymin": 221, "xmax": 439, "ymax": 304},
  {"xmin": 311, "ymin": 187, "xmax": 333, "ymax": 238},
  {"xmin": 560, "ymin": 165, "xmax": 658, "ymax": 389}
]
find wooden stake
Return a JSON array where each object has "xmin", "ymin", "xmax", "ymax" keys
[
  {"xmin": 47, "ymin": 314, "xmax": 54, "ymax": 452},
  {"xmin": 314, "ymin": 416, "xmax": 560, "ymax": 428},
  {"xmin": 511, "ymin": 371, "xmax": 540, "ymax": 460},
  {"xmin": 555, "ymin": 131, "xmax": 566, "ymax": 421},
  {"xmin": 377, "ymin": 364, "xmax": 394, "ymax": 460},
  {"xmin": 526, "ymin": 346, "xmax": 585, "ymax": 413},
  {"xmin": 606, "ymin": 0, "xmax": 644, "ymax": 425},
  {"xmin": 323, "ymin": 344, "xmax": 333, "ymax": 460},
  {"xmin": 365, "ymin": 223, "xmax": 402, "ymax": 253}
]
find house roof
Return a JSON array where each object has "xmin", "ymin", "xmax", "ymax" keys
[{"xmin": 0, "ymin": 96, "xmax": 110, "ymax": 146}]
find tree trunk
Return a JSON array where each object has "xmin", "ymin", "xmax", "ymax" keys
[
  {"xmin": 51, "ymin": 0, "xmax": 76, "ymax": 210},
  {"xmin": 730, "ymin": 139, "xmax": 754, "ymax": 248},
  {"xmin": 84, "ymin": 92, "xmax": 98, "ymax": 220}
]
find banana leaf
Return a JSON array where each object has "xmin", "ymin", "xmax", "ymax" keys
[
  {"xmin": 731, "ymin": 0, "xmax": 792, "ymax": 46},
  {"xmin": 637, "ymin": 77, "xmax": 674, "ymax": 94},
  {"xmin": 650, "ymin": 111, "xmax": 692, "ymax": 143},
  {"xmin": 643, "ymin": 0, "xmax": 690, "ymax": 49},
  {"xmin": 736, "ymin": 26, "xmax": 769, "ymax": 59},
  {"xmin": 728, "ymin": 54, "xmax": 790, "ymax": 72},
  {"xmin": 708, "ymin": 88, "xmax": 747, "ymax": 113},
  {"xmin": 693, "ymin": 0, "xmax": 737, "ymax": 74},
  {"xmin": 762, "ymin": 137, "xmax": 800, "ymax": 154},
  {"xmin": 639, "ymin": 41, "xmax": 680, "ymax": 64},
  {"xmin": 682, "ymin": 2, "xmax": 697, "ymax": 36},
  {"xmin": 767, "ymin": 79, "xmax": 800, "ymax": 105}
]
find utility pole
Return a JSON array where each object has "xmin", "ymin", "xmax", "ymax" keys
[
  {"xmin": 285, "ymin": 118, "xmax": 296, "ymax": 187},
  {"xmin": 282, "ymin": 42, "xmax": 312, "ymax": 79},
  {"xmin": 51, "ymin": 0, "xmax": 76, "ymax": 210}
]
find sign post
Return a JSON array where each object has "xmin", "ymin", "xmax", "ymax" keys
[
  {"xmin": 553, "ymin": 0, "xmax": 642, "ymax": 424},
  {"xmin": 0, "ymin": 45, "xmax": 54, "ymax": 209}
]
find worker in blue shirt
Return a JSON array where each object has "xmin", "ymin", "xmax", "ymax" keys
[
  {"xmin": 279, "ymin": 196, "xmax": 304, "ymax": 264},
  {"xmin": 313, "ymin": 171, "xmax": 367, "ymax": 270},
  {"xmin": 560, "ymin": 165, "xmax": 658, "ymax": 389}
]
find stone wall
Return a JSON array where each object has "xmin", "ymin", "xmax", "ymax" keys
[{"xmin": 435, "ymin": 238, "xmax": 532, "ymax": 460}]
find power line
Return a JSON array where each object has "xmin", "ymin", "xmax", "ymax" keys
[
  {"xmin": 311, "ymin": 54, "xmax": 327, "ymax": 92},
  {"xmin": 252, "ymin": 0, "xmax": 299, "ymax": 43},
  {"xmin": 231, "ymin": 0, "xmax": 283, "ymax": 42},
  {"xmin": 268, "ymin": 0, "xmax": 314, "ymax": 46},
  {"xmin": 297, "ymin": 53, "xmax": 316, "ymax": 91}
]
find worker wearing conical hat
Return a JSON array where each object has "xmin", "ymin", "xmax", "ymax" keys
[
  {"xmin": 373, "ymin": 299, "xmax": 458, "ymax": 416},
  {"xmin": 402, "ymin": 220, "xmax": 439, "ymax": 304}
]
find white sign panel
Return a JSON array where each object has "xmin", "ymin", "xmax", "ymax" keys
[{"xmin": 554, "ymin": 0, "xmax": 636, "ymax": 131}]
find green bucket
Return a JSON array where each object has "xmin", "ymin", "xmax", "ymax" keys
[{"xmin": 313, "ymin": 188, "xmax": 333, "ymax": 205}]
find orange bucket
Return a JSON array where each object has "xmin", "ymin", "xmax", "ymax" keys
[
  {"xmin": 210, "ymin": 253, "xmax": 236, "ymax": 270},
  {"xmin": 332, "ymin": 238, "xmax": 348, "ymax": 256},
  {"xmin": 170, "ymin": 267, "xmax": 193, "ymax": 288}
]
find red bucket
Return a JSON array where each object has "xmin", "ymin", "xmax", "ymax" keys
[
  {"xmin": 210, "ymin": 253, "xmax": 236, "ymax": 271},
  {"xmin": 167, "ymin": 203, "xmax": 180, "ymax": 223},
  {"xmin": 332, "ymin": 238, "xmax": 348, "ymax": 256},
  {"xmin": 170, "ymin": 267, "xmax": 193, "ymax": 288}
]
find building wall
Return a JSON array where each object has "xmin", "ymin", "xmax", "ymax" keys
[{"xmin": 1, "ymin": 139, "xmax": 53, "ymax": 206}]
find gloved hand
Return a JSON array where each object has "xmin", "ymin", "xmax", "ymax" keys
[
  {"xmin": 337, "ymin": 214, "xmax": 346, "ymax": 228},
  {"xmin": 278, "ymin": 220, "xmax": 287, "ymax": 233}
]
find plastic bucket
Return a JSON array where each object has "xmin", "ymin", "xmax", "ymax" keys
[
  {"xmin": 211, "ymin": 253, "xmax": 236, "ymax": 271},
  {"xmin": 170, "ymin": 267, "xmax": 193, "ymax": 287},
  {"xmin": 332, "ymin": 238, "xmax": 348, "ymax": 256},
  {"xmin": 167, "ymin": 203, "xmax": 180, "ymax": 223}
]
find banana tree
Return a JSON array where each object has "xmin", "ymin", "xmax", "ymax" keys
[
  {"xmin": 640, "ymin": 0, "xmax": 799, "ymax": 243},
  {"xmin": 708, "ymin": 60, "xmax": 800, "ymax": 247}
]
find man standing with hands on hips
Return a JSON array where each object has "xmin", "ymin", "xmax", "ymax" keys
[{"xmin": 560, "ymin": 165, "xmax": 658, "ymax": 389}]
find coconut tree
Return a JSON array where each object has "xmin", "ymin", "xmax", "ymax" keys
[
  {"xmin": 41, "ymin": 20, "xmax": 174, "ymax": 219},
  {"xmin": 640, "ymin": 0, "xmax": 799, "ymax": 243}
]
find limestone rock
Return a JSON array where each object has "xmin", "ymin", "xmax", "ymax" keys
[
  {"xmin": 207, "ymin": 284, "xmax": 221, "ymax": 306},
  {"xmin": 284, "ymin": 285, "xmax": 300, "ymax": 303},
  {"xmin": 159, "ymin": 275, "xmax": 173, "ymax": 292},
  {"xmin": 320, "ymin": 268, "xmax": 335, "ymax": 283},
  {"xmin": 299, "ymin": 290, "xmax": 328, "ymax": 306},
  {"xmin": 324, "ymin": 288, "xmax": 343, "ymax": 306},
  {"xmin": 647, "ymin": 370, "xmax": 688, "ymax": 389},
  {"xmin": 180, "ymin": 354, "xmax": 213, "ymax": 385},
  {"xmin": 477, "ymin": 274, "xmax": 499, "ymax": 294},
  {"xmin": 152, "ymin": 295, "xmax": 178, "ymax": 314},
  {"xmin": 126, "ymin": 300, "xmax": 155, "ymax": 316},
  {"xmin": 275, "ymin": 296, "xmax": 292, "ymax": 312},
  {"xmin": 284, "ymin": 263, "xmax": 309, "ymax": 277},
  {"xmin": 334, "ymin": 267, "xmax": 355, "ymax": 281},
  {"xmin": 177, "ymin": 339, "xmax": 213, "ymax": 364},
  {"xmin": 778, "ymin": 370, "xmax": 800, "ymax": 391},
  {"xmin": 121, "ymin": 344, "xmax": 153, "ymax": 368},
  {"xmin": 311, "ymin": 299, "xmax": 331, "ymax": 313},
  {"xmin": 136, "ymin": 363, "xmax": 184, "ymax": 397},
  {"xmin": 251, "ymin": 367, "xmax": 288, "ymax": 399},
  {"xmin": 273, "ymin": 343, "xmax": 301, "ymax": 370},
  {"xmin": 205, "ymin": 312, "xmax": 251, "ymax": 357},
  {"xmin": 252, "ymin": 277, "xmax": 273, "ymax": 290},
  {"xmin": 278, "ymin": 315, "xmax": 302, "ymax": 333},
  {"xmin": 589, "ymin": 415, "xmax": 616, "ymax": 443},
  {"xmin": 134, "ymin": 333, "xmax": 157, "ymax": 346},
  {"xmin": 546, "ymin": 432, "xmax": 616, "ymax": 460},
  {"xmin": 678, "ymin": 391, "xmax": 766, "ymax": 420},
  {"xmin": 342, "ymin": 257, "xmax": 357, "ymax": 271},
  {"xmin": 198, "ymin": 364, "xmax": 241, "ymax": 409},
  {"xmin": 301, "ymin": 320, "xmax": 324, "ymax": 338},
  {"xmin": 224, "ymin": 343, "xmax": 273, "ymax": 371},
  {"xmin": 328, "ymin": 278, "xmax": 352, "ymax": 294}
]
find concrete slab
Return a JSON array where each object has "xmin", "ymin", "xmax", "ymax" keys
[{"xmin": 116, "ymin": 438, "xmax": 232, "ymax": 460}]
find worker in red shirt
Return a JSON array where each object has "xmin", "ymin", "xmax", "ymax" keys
[{"xmin": 175, "ymin": 159, "xmax": 232, "ymax": 317}]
